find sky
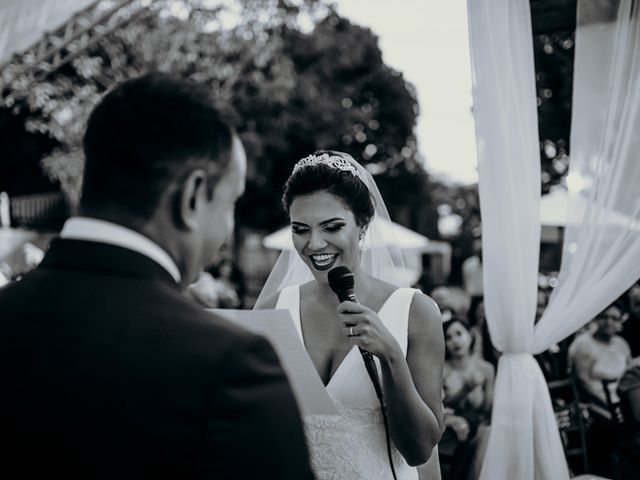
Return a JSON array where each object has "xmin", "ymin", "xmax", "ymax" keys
[{"xmin": 335, "ymin": 0, "xmax": 479, "ymax": 185}]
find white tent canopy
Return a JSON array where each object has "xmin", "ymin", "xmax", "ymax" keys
[{"xmin": 541, "ymin": 187, "xmax": 639, "ymax": 229}]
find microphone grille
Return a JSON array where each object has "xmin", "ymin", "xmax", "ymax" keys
[{"xmin": 328, "ymin": 266, "xmax": 354, "ymax": 293}]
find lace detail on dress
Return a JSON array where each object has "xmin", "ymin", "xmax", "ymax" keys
[{"xmin": 304, "ymin": 402, "xmax": 415, "ymax": 480}]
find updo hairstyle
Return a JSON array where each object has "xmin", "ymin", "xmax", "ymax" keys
[{"xmin": 282, "ymin": 150, "xmax": 375, "ymax": 227}]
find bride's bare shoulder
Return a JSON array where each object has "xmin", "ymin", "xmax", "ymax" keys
[{"xmin": 364, "ymin": 277, "xmax": 398, "ymax": 307}]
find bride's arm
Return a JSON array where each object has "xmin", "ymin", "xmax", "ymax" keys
[{"xmin": 379, "ymin": 293, "xmax": 445, "ymax": 466}]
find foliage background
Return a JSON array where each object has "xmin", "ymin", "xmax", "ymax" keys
[{"xmin": 0, "ymin": 0, "xmax": 576, "ymax": 282}]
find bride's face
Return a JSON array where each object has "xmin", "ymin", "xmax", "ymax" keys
[{"xmin": 289, "ymin": 191, "xmax": 362, "ymax": 282}]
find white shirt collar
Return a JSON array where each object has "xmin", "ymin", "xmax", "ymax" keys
[{"xmin": 60, "ymin": 217, "xmax": 181, "ymax": 283}]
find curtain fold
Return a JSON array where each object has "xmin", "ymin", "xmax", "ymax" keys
[
  {"xmin": 467, "ymin": 0, "xmax": 640, "ymax": 478},
  {"xmin": 467, "ymin": 0, "xmax": 569, "ymax": 478},
  {"xmin": 533, "ymin": 0, "xmax": 640, "ymax": 352}
]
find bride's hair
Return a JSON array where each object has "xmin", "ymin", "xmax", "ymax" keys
[{"xmin": 282, "ymin": 150, "xmax": 375, "ymax": 227}]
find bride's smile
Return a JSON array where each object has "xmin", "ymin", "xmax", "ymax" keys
[
  {"xmin": 309, "ymin": 253, "xmax": 338, "ymax": 271},
  {"xmin": 289, "ymin": 191, "xmax": 363, "ymax": 278}
]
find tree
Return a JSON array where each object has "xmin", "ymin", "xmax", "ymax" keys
[
  {"xmin": 533, "ymin": 29, "xmax": 575, "ymax": 194},
  {"xmin": 1, "ymin": 0, "xmax": 435, "ymax": 235},
  {"xmin": 233, "ymin": 12, "xmax": 428, "ymax": 229}
]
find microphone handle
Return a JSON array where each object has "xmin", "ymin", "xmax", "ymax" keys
[{"xmin": 341, "ymin": 290, "xmax": 384, "ymax": 400}]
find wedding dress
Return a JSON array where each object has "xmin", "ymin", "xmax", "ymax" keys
[{"xmin": 276, "ymin": 285, "xmax": 419, "ymax": 480}]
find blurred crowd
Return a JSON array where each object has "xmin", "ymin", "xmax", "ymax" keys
[{"xmin": 421, "ymin": 250, "xmax": 640, "ymax": 480}]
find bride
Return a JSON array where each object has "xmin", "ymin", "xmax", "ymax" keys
[{"xmin": 255, "ymin": 151, "xmax": 445, "ymax": 480}]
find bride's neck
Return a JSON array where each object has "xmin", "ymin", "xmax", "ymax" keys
[{"xmin": 314, "ymin": 266, "xmax": 371, "ymax": 302}]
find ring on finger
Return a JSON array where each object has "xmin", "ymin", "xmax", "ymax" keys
[{"xmin": 348, "ymin": 326, "xmax": 356, "ymax": 337}]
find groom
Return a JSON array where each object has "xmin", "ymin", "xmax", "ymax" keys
[{"xmin": 0, "ymin": 73, "xmax": 313, "ymax": 479}]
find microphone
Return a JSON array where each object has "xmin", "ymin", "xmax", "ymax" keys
[{"xmin": 327, "ymin": 266, "xmax": 383, "ymax": 400}]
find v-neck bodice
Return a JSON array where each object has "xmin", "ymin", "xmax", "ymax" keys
[
  {"xmin": 275, "ymin": 285, "xmax": 419, "ymax": 480},
  {"xmin": 276, "ymin": 286, "xmax": 412, "ymax": 390}
]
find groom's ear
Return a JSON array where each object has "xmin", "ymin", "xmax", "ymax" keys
[{"xmin": 175, "ymin": 168, "xmax": 208, "ymax": 231}]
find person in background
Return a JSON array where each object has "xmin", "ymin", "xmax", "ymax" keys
[
  {"xmin": 186, "ymin": 258, "xmax": 247, "ymax": 309},
  {"xmin": 621, "ymin": 281, "xmax": 640, "ymax": 357},
  {"xmin": 462, "ymin": 237, "xmax": 483, "ymax": 322},
  {"xmin": 440, "ymin": 317, "xmax": 494, "ymax": 480},
  {"xmin": 466, "ymin": 298, "xmax": 499, "ymax": 369},
  {"xmin": 208, "ymin": 257, "xmax": 246, "ymax": 308},
  {"xmin": 568, "ymin": 302, "xmax": 631, "ymax": 477},
  {"xmin": 617, "ymin": 356, "xmax": 640, "ymax": 479},
  {"xmin": 569, "ymin": 303, "xmax": 631, "ymax": 410}
]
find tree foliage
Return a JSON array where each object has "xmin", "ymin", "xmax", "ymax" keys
[
  {"xmin": 533, "ymin": 29, "xmax": 574, "ymax": 194},
  {"xmin": 2, "ymin": 0, "xmax": 431, "ymax": 233}
]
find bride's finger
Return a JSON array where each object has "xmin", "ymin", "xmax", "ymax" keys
[
  {"xmin": 337, "ymin": 301, "xmax": 367, "ymax": 314},
  {"xmin": 343, "ymin": 325, "xmax": 360, "ymax": 337}
]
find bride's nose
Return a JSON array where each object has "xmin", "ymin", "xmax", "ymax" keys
[{"xmin": 307, "ymin": 229, "xmax": 328, "ymax": 250}]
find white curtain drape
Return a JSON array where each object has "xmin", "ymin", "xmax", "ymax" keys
[
  {"xmin": 467, "ymin": 0, "xmax": 640, "ymax": 478},
  {"xmin": 467, "ymin": 1, "xmax": 569, "ymax": 478},
  {"xmin": 534, "ymin": 0, "xmax": 640, "ymax": 348}
]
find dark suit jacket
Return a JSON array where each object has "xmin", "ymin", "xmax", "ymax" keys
[{"xmin": 0, "ymin": 238, "xmax": 313, "ymax": 479}]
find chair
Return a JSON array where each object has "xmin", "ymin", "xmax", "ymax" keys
[
  {"xmin": 601, "ymin": 380, "xmax": 625, "ymax": 480},
  {"xmin": 548, "ymin": 373, "xmax": 590, "ymax": 475}
]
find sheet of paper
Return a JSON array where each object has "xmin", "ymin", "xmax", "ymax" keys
[{"xmin": 209, "ymin": 308, "xmax": 338, "ymax": 416}]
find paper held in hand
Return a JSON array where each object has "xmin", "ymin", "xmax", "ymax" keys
[{"xmin": 208, "ymin": 308, "xmax": 338, "ymax": 416}]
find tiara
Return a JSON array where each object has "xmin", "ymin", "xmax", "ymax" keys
[{"xmin": 292, "ymin": 153, "xmax": 360, "ymax": 178}]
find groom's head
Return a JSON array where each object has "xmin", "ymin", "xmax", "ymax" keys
[{"xmin": 80, "ymin": 73, "xmax": 246, "ymax": 287}]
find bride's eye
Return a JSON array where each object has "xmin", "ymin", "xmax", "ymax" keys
[
  {"xmin": 325, "ymin": 224, "xmax": 345, "ymax": 233},
  {"xmin": 292, "ymin": 227, "xmax": 309, "ymax": 235}
]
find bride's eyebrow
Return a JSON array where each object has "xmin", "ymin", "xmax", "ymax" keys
[
  {"xmin": 319, "ymin": 217, "xmax": 345, "ymax": 225},
  {"xmin": 291, "ymin": 217, "xmax": 345, "ymax": 227}
]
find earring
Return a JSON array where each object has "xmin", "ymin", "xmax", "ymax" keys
[{"xmin": 359, "ymin": 230, "xmax": 368, "ymax": 251}]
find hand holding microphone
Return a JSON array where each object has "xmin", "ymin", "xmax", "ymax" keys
[
  {"xmin": 328, "ymin": 266, "xmax": 393, "ymax": 400},
  {"xmin": 328, "ymin": 267, "xmax": 402, "ymax": 480}
]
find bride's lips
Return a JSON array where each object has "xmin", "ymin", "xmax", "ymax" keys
[{"xmin": 309, "ymin": 253, "xmax": 338, "ymax": 271}]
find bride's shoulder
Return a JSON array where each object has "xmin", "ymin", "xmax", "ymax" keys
[{"xmin": 408, "ymin": 290, "xmax": 442, "ymax": 327}]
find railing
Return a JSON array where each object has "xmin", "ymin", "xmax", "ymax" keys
[{"xmin": 7, "ymin": 191, "xmax": 69, "ymax": 230}]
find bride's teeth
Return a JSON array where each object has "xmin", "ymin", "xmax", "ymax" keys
[{"xmin": 311, "ymin": 254, "xmax": 337, "ymax": 266}]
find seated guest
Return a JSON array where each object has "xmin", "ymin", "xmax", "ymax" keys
[
  {"xmin": 617, "ymin": 357, "xmax": 640, "ymax": 479},
  {"xmin": 440, "ymin": 317, "xmax": 494, "ymax": 480},
  {"xmin": 621, "ymin": 281, "xmax": 640, "ymax": 357},
  {"xmin": 466, "ymin": 298, "xmax": 500, "ymax": 369},
  {"xmin": 569, "ymin": 303, "xmax": 631, "ymax": 411},
  {"xmin": 187, "ymin": 258, "xmax": 246, "ymax": 309},
  {"xmin": 208, "ymin": 258, "xmax": 247, "ymax": 308},
  {"xmin": 568, "ymin": 302, "xmax": 631, "ymax": 477}
]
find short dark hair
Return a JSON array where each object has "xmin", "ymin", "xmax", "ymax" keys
[
  {"xmin": 282, "ymin": 150, "xmax": 375, "ymax": 227},
  {"xmin": 81, "ymin": 72, "xmax": 235, "ymax": 219}
]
